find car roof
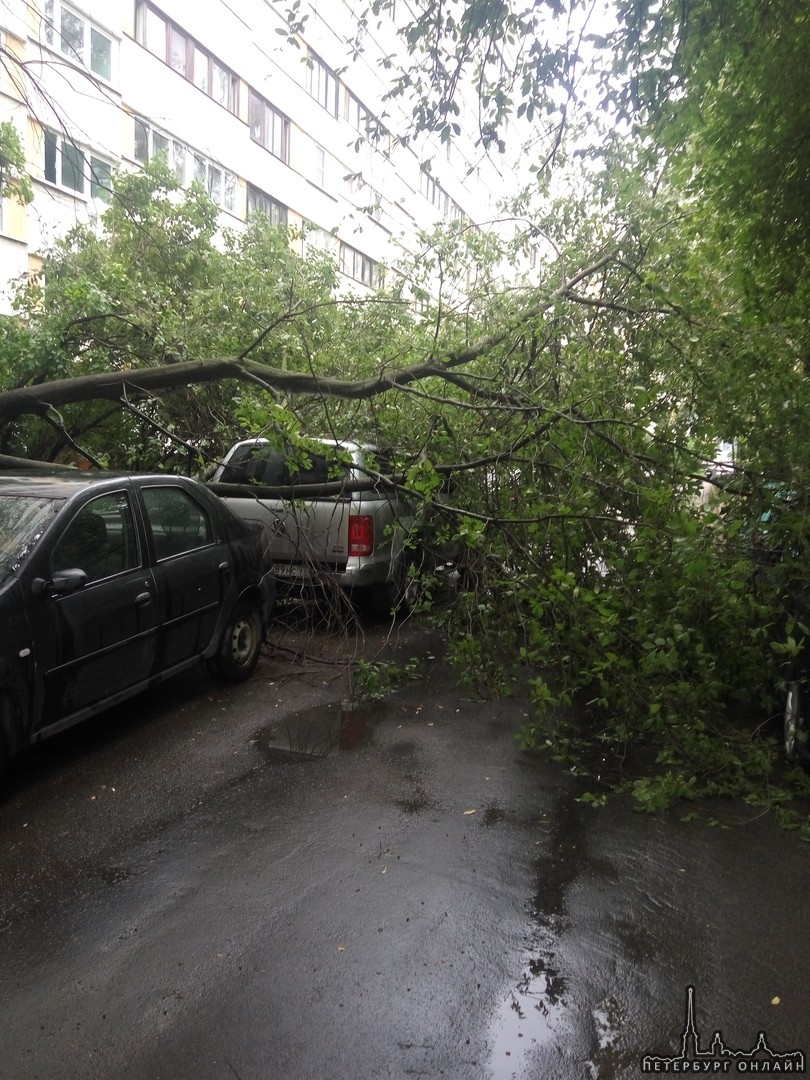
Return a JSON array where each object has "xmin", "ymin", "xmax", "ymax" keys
[{"xmin": 0, "ymin": 469, "xmax": 194, "ymax": 499}]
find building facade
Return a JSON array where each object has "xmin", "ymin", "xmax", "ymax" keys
[{"xmin": 0, "ymin": 0, "xmax": 518, "ymax": 307}]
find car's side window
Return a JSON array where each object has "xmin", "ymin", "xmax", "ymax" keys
[
  {"xmin": 141, "ymin": 486, "xmax": 213, "ymax": 559},
  {"xmin": 51, "ymin": 492, "xmax": 139, "ymax": 583}
]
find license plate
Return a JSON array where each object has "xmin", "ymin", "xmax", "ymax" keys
[{"xmin": 272, "ymin": 563, "xmax": 309, "ymax": 580}]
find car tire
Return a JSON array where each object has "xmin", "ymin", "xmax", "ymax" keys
[
  {"xmin": 214, "ymin": 600, "xmax": 264, "ymax": 683},
  {"xmin": 784, "ymin": 681, "xmax": 810, "ymax": 769}
]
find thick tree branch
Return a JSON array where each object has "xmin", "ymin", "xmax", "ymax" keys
[{"xmin": 0, "ymin": 254, "xmax": 616, "ymax": 424}]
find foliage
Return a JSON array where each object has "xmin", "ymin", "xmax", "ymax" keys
[
  {"xmin": 352, "ymin": 657, "xmax": 418, "ymax": 701},
  {"xmin": 0, "ymin": 121, "xmax": 33, "ymax": 205},
  {"xmin": 280, "ymin": 0, "xmax": 584, "ymax": 157},
  {"xmin": 0, "ymin": 160, "xmax": 399, "ymax": 466}
]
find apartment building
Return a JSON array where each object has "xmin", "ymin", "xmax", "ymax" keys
[{"xmin": 0, "ymin": 0, "xmax": 519, "ymax": 308}]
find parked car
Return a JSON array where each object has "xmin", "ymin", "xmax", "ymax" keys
[
  {"xmin": 210, "ymin": 437, "xmax": 420, "ymax": 610},
  {"xmin": 0, "ymin": 468, "xmax": 275, "ymax": 780}
]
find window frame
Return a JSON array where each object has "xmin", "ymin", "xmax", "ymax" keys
[
  {"xmin": 420, "ymin": 169, "xmax": 466, "ymax": 222},
  {"xmin": 306, "ymin": 50, "xmax": 339, "ymax": 117},
  {"xmin": 136, "ymin": 2, "xmax": 239, "ymax": 115},
  {"xmin": 89, "ymin": 155, "xmax": 113, "ymax": 202},
  {"xmin": 248, "ymin": 90, "xmax": 290, "ymax": 164},
  {"xmin": 43, "ymin": 129, "xmax": 113, "ymax": 202},
  {"xmin": 132, "ymin": 118, "xmax": 235, "ymax": 212},
  {"xmin": 43, "ymin": 1, "xmax": 114, "ymax": 82},
  {"xmin": 340, "ymin": 242, "xmax": 381, "ymax": 289},
  {"xmin": 343, "ymin": 89, "xmax": 372, "ymax": 135},
  {"xmin": 246, "ymin": 184, "xmax": 288, "ymax": 226},
  {"xmin": 314, "ymin": 144, "xmax": 326, "ymax": 188},
  {"xmin": 141, "ymin": 485, "xmax": 214, "ymax": 560},
  {"xmin": 51, "ymin": 491, "xmax": 140, "ymax": 583}
]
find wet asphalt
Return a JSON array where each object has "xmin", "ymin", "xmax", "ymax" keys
[{"xmin": 0, "ymin": 611, "xmax": 808, "ymax": 1079}]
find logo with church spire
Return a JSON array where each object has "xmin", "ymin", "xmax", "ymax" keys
[{"xmin": 641, "ymin": 986, "xmax": 805, "ymax": 1073}]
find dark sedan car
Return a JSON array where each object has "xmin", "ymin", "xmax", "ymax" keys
[{"xmin": 0, "ymin": 468, "xmax": 275, "ymax": 780}]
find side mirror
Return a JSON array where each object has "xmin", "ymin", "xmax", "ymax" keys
[{"xmin": 31, "ymin": 568, "xmax": 88, "ymax": 597}]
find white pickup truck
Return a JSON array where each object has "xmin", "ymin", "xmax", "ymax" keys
[{"xmin": 209, "ymin": 438, "xmax": 417, "ymax": 610}]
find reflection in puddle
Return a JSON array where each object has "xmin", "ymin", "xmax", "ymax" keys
[
  {"xmin": 487, "ymin": 798, "xmax": 593, "ymax": 1076},
  {"xmin": 489, "ymin": 949, "xmax": 567, "ymax": 1077},
  {"xmin": 586, "ymin": 996, "xmax": 637, "ymax": 1078},
  {"xmin": 254, "ymin": 700, "xmax": 378, "ymax": 761}
]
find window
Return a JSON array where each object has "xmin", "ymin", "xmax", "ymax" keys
[
  {"xmin": 420, "ymin": 169, "xmax": 446, "ymax": 210},
  {"xmin": 249, "ymin": 91, "xmax": 289, "ymax": 163},
  {"xmin": 343, "ymin": 90, "xmax": 371, "ymax": 135},
  {"xmin": 207, "ymin": 164, "xmax": 222, "ymax": 204},
  {"xmin": 153, "ymin": 131, "xmax": 169, "ymax": 159},
  {"xmin": 193, "ymin": 44, "xmax": 209, "ymax": 93},
  {"xmin": 52, "ymin": 493, "xmax": 139, "ymax": 583},
  {"xmin": 141, "ymin": 487, "xmax": 212, "ymax": 559},
  {"xmin": 340, "ymin": 243, "xmax": 380, "ymax": 288},
  {"xmin": 136, "ymin": 3, "xmax": 238, "ymax": 114},
  {"xmin": 211, "ymin": 61, "xmax": 234, "ymax": 109},
  {"xmin": 314, "ymin": 145, "xmax": 325, "ymax": 188},
  {"xmin": 134, "ymin": 118, "xmax": 149, "ymax": 163},
  {"xmin": 133, "ymin": 118, "xmax": 170, "ymax": 165},
  {"xmin": 305, "ymin": 227, "xmax": 334, "ymax": 255},
  {"xmin": 43, "ymin": 129, "xmax": 113, "ymax": 201},
  {"xmin": 132, "ymin": 119, "xmax": 235, "ymax": 212},
  {"xmin": 224, "ymin": 172, "xmax": 236, "ymax": 213},
  {"xmin": 172, "ymin": 141, "xmax": 186, "ymax": 184},
  {"xmin": 141, "ymin": 5, "xmax": 166, "ymax": 56},
  {"xmin": 89, "ymin": 156, "xmax": 112, "ymax": 202},
  {"xmin": 90, "ymin": 27, "xmax": 111, "ymax": 80},
  {"xmin": 44, "ymin": 1, "xmax": 113, "ymax": 81},
  {"xmin": 168, "ymin": 25, "xmax": 187, "ymax": 75},
  {"xmin": 420, "ymin": 169, "xmax": 466, "ymax": 222},
  {"xmin": 190, "ymin": 151, "xmax": 235, "ymax": 212},
  {"xmin": 60, "ymin": 140, "xmax": 84, "ymax": 193},
  {"xmin": 306, "ymin": 50, "xmax": 338, "ymax": 116},
  {"xmin": 247, "ymin": 185, "xmax": 288, "ymax": 226}
]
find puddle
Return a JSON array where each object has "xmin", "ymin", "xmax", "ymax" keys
[
  {"xmin": 487, "ymin": 856, "xmax": 571, "ymax": 1076},
  {"xmin": 487, "ymin": 796, "xmax": 592, "ymax": 1075},
  {"xmin": 481, "ymin": 800, "xmax": 507, "ymax": 828},
  {"xmin": 394, "ymin": 780, "xmax": 437, "ymax": 816},
  {"xmin": 254, "ymin": 700, "xmax": 379, "ymax": 761},
  {"xmin": 585, "ymin": 997, "xmax": 638, "ymax": 1078},
  {"xmin": 488, "ymin": 950, "xmax": 568, "ymax": 1077}
]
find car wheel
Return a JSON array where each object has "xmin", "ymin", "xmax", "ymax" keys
[
  {"xmin": 784, "ymin": 681, "xmax": 810, "ymax": 769},
  {"xmin": 214, "ymin": 600, "xmax": 263, "ymax": 683}
]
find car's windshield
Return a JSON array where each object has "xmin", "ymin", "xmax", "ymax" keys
[{"xmin": 0, "ymin": 494, "xmax": 63, "ymax": 586}]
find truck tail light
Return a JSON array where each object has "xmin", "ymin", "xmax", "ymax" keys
[{"xmin": 349, "ymin": 514, "xmax": 374, "ymax": 557}]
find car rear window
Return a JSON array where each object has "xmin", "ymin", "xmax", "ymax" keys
[
  {"xmin": 220, "ymin": 445, "xmax": 351, "ymax": 487},
  {"xmin": 0, "ymin": 494, "xmax": 63, "ymax": 586}
]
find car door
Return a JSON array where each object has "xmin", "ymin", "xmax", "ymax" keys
[
  {"xmin": 138, "ymin": 483, "xmax": 226, "ymax": 668},
  {"xmin": 25, "ymin": 488, "xmax": 159, "ymax": 732}
]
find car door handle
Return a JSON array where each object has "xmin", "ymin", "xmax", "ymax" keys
[
  {"xmin": 218, "ymin": 561, "xmax": 231, "ymax": 575},
  {"xmin": 135, "ymin": 591, "xmax": 153, "ymax": 607}
]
